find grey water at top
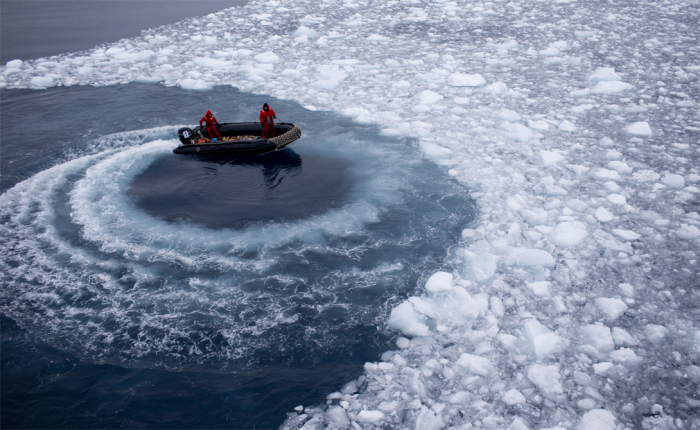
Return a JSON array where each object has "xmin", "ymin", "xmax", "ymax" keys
[
  {"xmin": 0, "ymin": 0, "xmax": 248, "ymax": 64},
  {"xmin": 0, "ymin": 83, "xmax": 476, "ymax": 428}
]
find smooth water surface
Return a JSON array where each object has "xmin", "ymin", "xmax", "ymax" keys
[{"xmin": 1, "ymin": 0, "xmax": 247, "ymax": 64}]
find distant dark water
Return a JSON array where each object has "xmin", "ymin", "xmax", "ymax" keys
[
  {"xmin": 1, "ymin": 83, "xmax": 476, "ymax": 429},
  {"xmin": 1, "ymin": 0, "xmax": 247, "ymax": 64}
]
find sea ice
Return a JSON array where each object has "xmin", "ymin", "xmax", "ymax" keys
[
  {"xmin": 625, "ymin": 122, "xmax": 652, "ymax": 136},
  {"xmin": 387, "ymin": 302, "xmax": 429, "ymax": 337},
  {"xmin": 447, "ymin": 73, "xmax": 486, "ymax": 87},
  {"xmin": 527, "ymin": 364, "xmax": 563, "ymax": 397},
  {"xmin": 580, "ymin": 324, "xmax": 615, "ymax": 353},
  {"xmin": 661, "ymin": 173, "xmax": 685, "ymax": 189},
  {"xmin": 589, "ymin": 68, "xmax": 622, "ymax": 82},
  {"xmin": 424, "ymin": 272, "xmax": 454, "ymax": 293},
  {"xmin": 595, "ymin": 298, "xmax": 628, "ymax": 320},
  {"xmin": 591, "ymin": 81, "xmax": 632, "ymax": 94},
  {"xmin": 523, "ymin": 319, "xmax": 562, "ymax": 358},
  {"xmin": 507, "ymin": 248, "xmax": 555, "ymax": 267},
  {"xmin": 501, "ymin": 389, "xmax": 526, "ymax": 405},
  {"xmin": 577, "ymin": 409, "xmax": 617, "ymax": 430},
  {"xmin": 549, "ymin": 222, "xmax": 588, "ymax": 247},
  {"xmin": 646, "ymin": 324, "xmax": 670, "ymax": 344},
  {"xmin": 595, "ymin": 207, "xmax": 614, "ymax": 222},
  {"xmin": 607, "ymin": 194, "xmax": 627, "ymax": 205}
]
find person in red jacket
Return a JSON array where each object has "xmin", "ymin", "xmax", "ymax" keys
[
  {"xmin": 199, "ymin": 110, "xmax": 221, "ymax": 140},
  {"xmin": 259, "ymin": 103, "xmax": 276, "ymax": 138}
]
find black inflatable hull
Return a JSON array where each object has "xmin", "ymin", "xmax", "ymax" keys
[{"xmin": 173, "ymin": 122, "xmax": 301, "ymax": 156}]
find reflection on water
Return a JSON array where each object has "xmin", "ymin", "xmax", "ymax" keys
[{"xmin": 128, "ymin": 148, "xmax": 352, "ymax": 230}]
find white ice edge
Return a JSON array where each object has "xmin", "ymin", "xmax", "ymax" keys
[{"xmin": 2, "ymin": 0, "xmax": 700, "ymax": 428}]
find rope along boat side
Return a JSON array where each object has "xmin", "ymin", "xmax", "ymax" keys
[{"xmin": 174, "ymin": 122, "xmax": 302, "ymax": 156}]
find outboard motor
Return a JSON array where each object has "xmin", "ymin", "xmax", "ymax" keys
[{"xmin": 178, "ymin": 127, "xmax": 196, "ymax": 145}]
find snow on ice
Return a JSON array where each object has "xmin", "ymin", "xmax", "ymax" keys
[{"xmin": 2, "ymin": 0, "xmax": 699, "ymax": 428}]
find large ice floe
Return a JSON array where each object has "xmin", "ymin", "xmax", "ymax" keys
[{"xmin": 2, "ymin": 0, "xmax": 700, "ymax": 428}]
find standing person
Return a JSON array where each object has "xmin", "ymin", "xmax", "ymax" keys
[
  {"xmin": 199, "ymin": 110, "xmax": 221, "ymax": 141},
  {"xmin": 259, "ymin": 103, "xmax": 276, "ymax": 139}
]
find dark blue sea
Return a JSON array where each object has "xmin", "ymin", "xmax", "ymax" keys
[{"xmin": 0, "ymin": 81, "xmax": 475, "ymax": 428}]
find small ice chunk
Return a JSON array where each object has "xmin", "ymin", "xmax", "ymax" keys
[
  {"xmin": 593, "ymin": 229, "xmax": 633, "ymax": 253},
  {"xmin": 589, "ymin": 68, "xmax": 622, "ymax": 82},
  {"xmin": 661, "ymin": 173, "xmax": 685, "ymax": 189},
  {"xmin": 522, "ymin": 209, "xmax": 548, "ymax": 226},
  {"xmin": 396, "ymin": 337, "xmax": 410, "ymax": 349},
  {"xmin": 418, "ymin": 90, "xmax": 444, "ymax": 105},
  {"xmin": 357, "ymin": 410, "xmax": 385, "ymax": 424},
  {"xmin": 490, "ymin": 296, "xmax": 505, "ymax": 318},
  {"xmin": 502, "ymin": 389, "xmax": 526, "ymax": 405},
  {"xmin": 550, "ymin": 222, "xmax": 588, "ymax": 247},
  {"xmin": 425, "ymin": 272, "xmax": 454, "ymax": 293},
  {"xmin": 449, "ymin": 391, "xmax": 470, "ymax": 404},
  {"xmin": 610, "ymin": 348, "xmax": 640, "ymax": 364},
  {"xmin": 392, "ymin": 354, "xmax": 407, "ymax": 366},
  {"xmin": 421, "ymin": 142, "xmax": 452, "ymax": 160},
  {"xmin": 595, "ymin": 298, "xmax": 628, "ymax": 320},
  {"xmin": 578, "ymin": 398, "xmax": 597, "ymax": 410},
  {"xmin": 607, "ymin": 161, "xmax": 633, "ymax": 174},
  {"xmin": 591, "ymin": 81, "xmax": 632, "ymax": 94},
  {"xmin": 632, "ymin": 170, "xmax": 660, "ymax": 182},
  {"xmin": 646, "ymin": 324, "xmax": 669, "ymax": 344},
  {"xmin": 595, "ymin": 207, "xmax": 614, "ymax": 222},
  {"xmin": 447, "ymin": 73, "xmax": 486, "ymax": 87},
  {"xmin": 501, "ymin": 122, "xmax": 534, "ymax": 142},
  {"xmin": 388, "ymin": 302, "xmax": 430, "ymax": 337},
  {"xmin": 558, "ymin": 120, "xmax": 577, "ymax": 132},
  {"xmin": 539, "ymin": 46, "xmax": 560, "ymax": 56},
  {"xmin": 254, "ymin": 51, "xmax": 279, "ymax": 63},
  {"xmin": 527, "ymin": 364, "xmax": 563, "ymax": 396},
  {"xmin": 612, "ymin": 328, "xmax": 638, "ymax": 346},
  {"xmin": 414, "ymin": 406, "xmax": 444, "ymax": 430},
  {"xmin": 526, "ymin": 281, "xmax": 550, "ymax": 296},
  {"xmin": 528, "ymin": 119, "xmax": 550, "ymax": 131},
  {"xmin": 618, "ymin": 283, "xmax": 634, "ymax": 297},
  {"xmin": 594, "ymin": 168, "xmax": 621, "ymax": 180},
  {"xmin": 507, "ymin": 418, "xmax": 531, "ymax": 430},
  {"xmin": 5, "ymin": 59, "xmax": 23, "ymax": 68},
  {"xmin": 578, "ymin": 409, "xmax": 617, "ymax": 430},
  {"xmin": 342, "ymin": 379, "xmax": 358, "ymax": 394},
  {"xmin": 607, "ymin": 194, "xmax": 627, "ymax": 205},
  {"xmin": 592, "ymin": 362, "xmax": 614, "ymax": 375},
  {"xmin": 498, "ymin": 109, "xmax": 521, "ymax": 122},
  {"xmin": 612, "ymin": 229, "xmax": 641, "ymax": 241},
  {"xmin": 626, "ymin": 122, "xmax": 652, "ymax": 136},
  {"xmin": 464, "ymin": 251, "xmax": 499, "ymax": 283},
  {"xmin": 523, "ymin": 319, "xmax": 561, "ymax": 357},
  {"xmin": 456, "ymin": 354, "xmax": 492, "ymax": 376},
  {"xmin": 540, "ymin": 150, "xmax": 565, "ymax": 166},
  {"xmin": 676, "ymin": 224, "xmax": 700, "ymax": 240},
  {"xmin": 580, "ymin": 324, "xmax": 615, "ymax": 353},
  {"xmin": 326, "ymin": 406, "xmax": 351, "ymax": 427},
  {"xmin": 484, "ymin": 81, "xmax": 508, "ymax": 95},
  {"xmin": 507, "ymin": 248, "xmax": 555, "ymax": 267}
]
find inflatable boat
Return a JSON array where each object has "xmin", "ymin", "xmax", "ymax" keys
[{"xmin": 174, "ymin": 122, "xmax": 302, "ymax": 156}]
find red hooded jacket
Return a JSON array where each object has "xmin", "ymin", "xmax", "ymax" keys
[
  {"xmin": 200, "ymin": 110, "xmax": 220, "ymax": 127},
  {"xmin": 259, "ymin": 107, "xmax": 276, "ymax": 125}
]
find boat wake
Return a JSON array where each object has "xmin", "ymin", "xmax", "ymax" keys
[{"xmin": 0, "ymin": 123, "xmax": 475, "ymax": 370}]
